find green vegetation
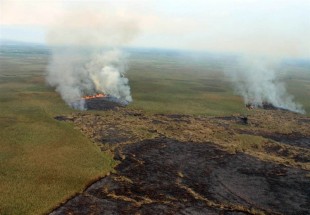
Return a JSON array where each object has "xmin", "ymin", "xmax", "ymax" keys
[
  {"xmin": 127, "ymin": 52, "xmax": 310, "ymax": 116},
  {"xmin": 285, "ymin": 68, "xmax": 310, "ymax": 115},
  {"xmin": 233, "ymin": 134, "xmax": 265, "ymax": 152},
  {"xmin": 0, "ymin": 53, "xmax": 115, "ymax": 214},
  {"xmin": 1, "ymin": 45, "xmax": 309, "ymax": 214},
  {"xmin": 129, "ymin": 74, "xmax": 246, "ymax": 116}
]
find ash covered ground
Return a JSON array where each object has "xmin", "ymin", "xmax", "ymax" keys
[{"xmin": 52, "ymin": 106, "xmax": 310, "ymax": 215}]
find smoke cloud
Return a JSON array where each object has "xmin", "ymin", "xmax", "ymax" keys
[
  {"xmin": 226, "ymin": 56, "xmax": 305, "ymax": 114},
  {"xmin": 46, "ymin": 8, "xmax": 138, "ymax": 110}
]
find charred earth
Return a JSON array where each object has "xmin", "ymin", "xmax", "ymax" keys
[
  {"xmin": 83, "ymin": 96, "xmax": 128, "ymax": 111},
  {"xmin": 52, "ymin": 108, "xmax": 310, "ymax": 215}
]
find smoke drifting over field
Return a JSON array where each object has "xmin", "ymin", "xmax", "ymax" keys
[
  {"xmin": 46, "ymin": 9, "xmax": 138, "ymax": 110},
  {"xmin": 42, "ymin": 3, "xmax": 308, "ymax": 113},
  {"xmin": 226, "ymin": 57, "xmax": 305, "ymax": 114}
]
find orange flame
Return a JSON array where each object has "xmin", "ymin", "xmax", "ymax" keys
[{"xmin": 83, "ymin": 93, "xmax": 106, "ymax": 100}]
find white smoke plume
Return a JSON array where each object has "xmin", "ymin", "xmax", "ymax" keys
[
  {"xmin": 45, "ymin": 7, "xmax": 138, "ymax": 110},
  {"xmin": 226, "ymin": 56, "xmax": 305, "ymax": 114}
]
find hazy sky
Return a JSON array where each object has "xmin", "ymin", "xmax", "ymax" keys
[{"xmin": 1, "ymin": 0, "xmax": 309, "ymax": 57}]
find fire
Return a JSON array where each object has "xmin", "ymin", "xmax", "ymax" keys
[{"xmin": 83, "ymin": 93, "xmax": 106, "ymax": 100}]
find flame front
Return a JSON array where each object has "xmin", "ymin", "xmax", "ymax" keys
[{"xmin": 83, "ymin": 93, "xmax": 106, "ymax": 100}]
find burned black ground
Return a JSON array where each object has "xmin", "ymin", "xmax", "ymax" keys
[
  {"xmin": 52, "ymin": 108, "xmax": 310, "ymax": 215},
  {"xmin": 85, "ymin": 97, "xmax": 125, "ymax": 111}
]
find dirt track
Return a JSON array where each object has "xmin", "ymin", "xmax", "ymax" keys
[{"xmin": 51, "ymin": 108, "xmax": 310, "ymax": 215}]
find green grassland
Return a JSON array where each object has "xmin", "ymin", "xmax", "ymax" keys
[
  {"xmin": 0, "ymin": 48, "xmax": 115, "ymax": 214},
  {"xmin": 127, "ymin": 50, "xmax": 310, "ymax": 116},
  {"xmin": 0, "ymin": 45, "xmax": 309, "ymax": 214},
  {"xmin": 284, "ymin": 67, "xmax": 310, "ymax": 114}
]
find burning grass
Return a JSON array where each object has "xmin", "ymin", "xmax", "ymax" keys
[
  {"xmin": 83, "ymin": 93, "xmax": 106, "ymax": 100},
  {"xmin": 127, "ymin": 52, "xmax": 310, "ymax": 116},
  {"xmin": 0, "ymin": 58, "xmax": 115, "ymax": 214},
  {"xmin": 83, "ymin": 95, "xmax": 127, "ymax": 111},
  {"xmin": 1, "ymin": 44, "xmax": 310, "ymax": 214}
]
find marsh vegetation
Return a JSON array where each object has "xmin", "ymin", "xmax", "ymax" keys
[{"xmin": 1, "ymin": 43, "xmax": 309, "ymax": 214}]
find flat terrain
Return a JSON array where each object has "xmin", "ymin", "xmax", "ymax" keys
[
  {"xmin": 0, "ymin": 44, "xmax": 115, "ymax": 215},
  {"xmin": 127, "ymin": 50, "xmax": 310, "ymax": 116},
  {"xmin": 0, "ymin": 43, "xmax": 309, "ymax": 214},
  {"xmin": 52, "ymin": 107, "xmax": 310, "ymax": 214}
]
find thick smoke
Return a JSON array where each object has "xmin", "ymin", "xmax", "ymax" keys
[
  {"xmin": 226, "ymin": 56, "xmax": 305, "ymax": 114},
  {"xmin": 46, "ymin": 8, "xmax": 138, "ymax": 110}
]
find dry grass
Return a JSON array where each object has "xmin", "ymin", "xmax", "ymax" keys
[{"xmin": 1, "ymin": 45, "xmax": 309, "ymax": 214}]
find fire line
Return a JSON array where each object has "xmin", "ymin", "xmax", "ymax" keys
[{"xmin": 83, "ymin": 93, "xmax": 106, "ymax": 100}]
